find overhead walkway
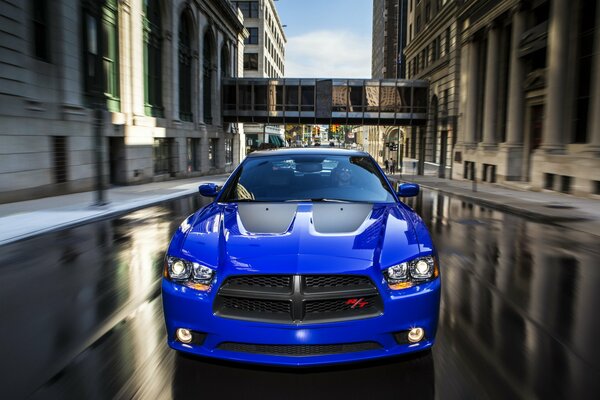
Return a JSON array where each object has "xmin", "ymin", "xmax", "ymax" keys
[{"xmin": 222, "ymin": 78, "xmax": 428, "ymax": 126}]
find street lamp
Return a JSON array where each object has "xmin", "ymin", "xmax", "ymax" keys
[{"xmin": 85, "ymin": 5, "xmax": 107, "ymax": 206}]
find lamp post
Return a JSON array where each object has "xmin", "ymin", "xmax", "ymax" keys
[
  {"xmin": 396, "ymin": 128, "xmax": 403, "ymax": 175},
  {"xmin": 86, "ymin": 3, "xmax": 107, "ymax": 206}
]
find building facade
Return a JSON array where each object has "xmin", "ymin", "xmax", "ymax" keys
[
  {"xmin": 234, "ymin": 0, "xmax": 286, "ymax": 152},
  {"xmin": 455, "ymin": 0, "xmax": 600, "ymax": 197},
  {"xmin": 405, "ymin": 0, "xmax": 459, "ymax": 178},
  {"xmin": 0, "ymin": 0, "xmax": 246, "ymax": 203},
  {"xmin": 370, "ymin": 0, "xmax": 409, "ymax": 168}
]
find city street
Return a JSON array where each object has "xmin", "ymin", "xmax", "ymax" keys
[{"xmin": 1, "ymin": 190, "xmax": 598, "ymax": 399}]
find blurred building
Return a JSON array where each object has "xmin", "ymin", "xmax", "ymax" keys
[
  {"xmin": 235, "ymin": 0, "xmax": 286, "ymax": 152},
  {"xmin": 0, "ymin": 0, "xmax": 246, "ymax": 203},
  {"xmin": 372, "ymin": 0, "xmax": 408, "ymax": 79},
  {"xmin": 406, "ymin": 0, "xmax": 600, "ymax": 196},
  {"xmin": 405, "ymin": 0, "xmax": 459, "ymax": 178},
  {"xmin": 371, "ymin": 0, "xmax": 409, "ymax": 168},
  {"xmin": 456, "ymin": 0, "xmax": 600, "ymax": 197}
]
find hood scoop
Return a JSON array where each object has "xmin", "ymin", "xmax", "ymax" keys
[
  {"xmin": 312, "ymin": 203, "xmax": 373, "ymax": 233},
  {"xmin": 237, "ymin": 203, "xmax": 297, "ymax": 234},
  {"xmin": 236, "ymin": 203, "xmax": 373, "ymax": 235}
]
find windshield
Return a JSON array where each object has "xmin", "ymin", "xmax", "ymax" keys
[{"xmin": 220, "ymin": 154, "xmax": 396, "ymax": 203}]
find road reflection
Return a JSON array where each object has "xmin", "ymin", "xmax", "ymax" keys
[
  {"xmin": 2, "ymin": 191, "xmax": 599, "ymax": 399},
  {"xmin": 405, "ymin": 191, "xmax": 600, "ymax": 398},
  {"xmin": 0, "ymin": 196, "xmax": 208, "ymax": 399}
]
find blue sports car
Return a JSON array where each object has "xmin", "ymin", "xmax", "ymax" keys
[{"xmin": 162, "ymin": 148, "xmax": 440, "ymax": 366}]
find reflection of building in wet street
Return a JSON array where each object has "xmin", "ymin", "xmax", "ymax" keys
[{"xmin": 406, "ymin": 190, "xmax": 600, "ymax": 398}]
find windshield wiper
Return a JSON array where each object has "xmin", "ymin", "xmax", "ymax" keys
[{"xmin": 284, "ymin": 198, "xmax": 350, "ymax": 203}]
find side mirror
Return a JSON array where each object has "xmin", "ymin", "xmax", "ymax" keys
[
  {"xmin": 397, "ymin": 183, "xmax": 420, "ymax": 198},
  {"xmin": 199, "ymin": 183, "xmax": 219, "ymax": 197}
]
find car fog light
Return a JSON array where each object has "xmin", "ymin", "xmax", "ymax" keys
[
  {"xmin": 176, "ymin": 328, "xmax": 193, "ymax": 344},
  {"xmin": 408, "ymin": 327, "xmax": 425, "ymax": 343}
]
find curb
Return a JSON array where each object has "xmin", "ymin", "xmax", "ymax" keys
[
  {"xmin": 0, "ymin": 188, "xmax": 199, "ymax": 247},
  {"xmin": 391, "ymin": 177, "xmax": 590, "ymax": 224}
]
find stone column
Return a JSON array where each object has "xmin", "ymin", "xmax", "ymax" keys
[
  {"xmin": 465, "ymin": 38, "xmax": 479, "ymax": 146},
  {"xmin": 501, "ymin": 5, "xmax": 527, "ymax": 181},
  {"xmin": 505, "ymin": 6, "xmax": 526, "ymax": 146},
  {"xmin": 541, "ymin": 0, "xmax": 570, "ymax": 152},
  {"xmin": 482, "ymin": 24, "xmax": 500, "ymax": 148},
  {"xmin": 586, "ymin": 0, "xmax": 600, "ymax": 153}
]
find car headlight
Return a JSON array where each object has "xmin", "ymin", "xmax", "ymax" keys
[
  {"xmin": 385, "ymin": 256, "xmax": 438, "ymax": 290},
  {"xmin": 165, "ymin": 256, "xmax": 214, "ymax": 291}
]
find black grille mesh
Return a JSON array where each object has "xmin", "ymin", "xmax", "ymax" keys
[
  {"xmin": 221, "ymin": 296, "xmax": 291, "ymax": 314},
  {"xmin": 217, "ymin": 342, "xmax": 381, "ymax": 356},
  {"xmin": 215, "ymin": 275, "xmax": 381, "ymax": 324},
  {"xmin": 225, "ymin": 275, "xmax": 292, "ymax": 288},
  {"xmin": 304, "ymin": 275, "xmax": 372, "ymax": 288}
]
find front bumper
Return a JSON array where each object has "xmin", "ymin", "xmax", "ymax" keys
[{"xmin": 162, "ymin": 277, "xmax": 440, "ymax": 366}]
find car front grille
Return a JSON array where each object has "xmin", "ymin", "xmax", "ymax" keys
[
  {"xmin": 214, "ymin": 274, "xmax": 383, "ymax": 324},
  {"xmin": 217, "ymin": 341, "xmax": 382, "ymax": 357}
]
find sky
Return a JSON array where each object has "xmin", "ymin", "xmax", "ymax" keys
[{"xmin": 274, "ymin": 0, "xmax": 373, "ymax": 78}]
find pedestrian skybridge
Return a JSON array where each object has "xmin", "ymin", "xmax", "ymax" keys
[{"xmin": 222, "ymin": 78, "xmax": 428, "ymax": 126}]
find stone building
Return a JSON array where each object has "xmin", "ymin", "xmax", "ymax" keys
[
  {"xmin": 0, "ymin": 0, "xmax": 246, "ymax": 203},
  {"xmin": 403, "ymin": 0, "xmax": 600, "ymax": 196},
  {"xmin": 234, "ymin": 0, "xmax": 286, "ymax": 152},
  {"xmin": 455, "ymin": 0, "xmax": 600, "ymax": 197},
  {"xmin": 405, "ymin": 0, "xmax": 459, "ymax": 178},
  {"xmin": 370, "ymin": 0, "xmax": 409, "ymax": 168}
]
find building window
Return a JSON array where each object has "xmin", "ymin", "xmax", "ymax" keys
[
  {"xmin": 102, "ymin": 0, "xmax": 120, "ymax": 111},
  {"xmin": 203, "ymin": 32, "xmax": 214, "ymax": 124},
  {"xmin": 32, "ymin": 0, "xmax": 50, "ymax": 61},
  {"xmin": 187, "ymin": 138, "xmax": 201, "ymax": 172},
  {"xmin": 143, "ymin": 0, "xmax": 163, "ymax": 117},
  {"xmin": 221, "ymin": 45, "xmax": 230, "ymax": 78},
  {"xmin": 445, "ymin": 27, "xmax": 451, "ymax": 55},
  {"xmin": 416, "ymin": 16, "xmax": 421, "ymax": 33},
  {"xmin": 225, "ymin": 138, "xmax": 233, "ymax": 164},
  {"xmin": 153, "ymin": 138, "xmax": 175, "ymax": 175},
  {"xmin": 179, "ymin": 10, "xmax": 193, "ymax": 122},
  {"xmin": 245, "ymin": 27, "xmax": 258, "ymax": 45},
  {"xmin": 233, "ymin": 1, "xmax": 259, "ymax": 18},
  {"xmin": 52, "ymin": 136, "xmax": 67, "ymax": 183},
  {"xmin": 425, "ymin": 3, "xmax": 431, "ymax": 22},
  {"xmin": 244, "ymin": 53, "xmax": 258, "ymax": 70},
  {"xmin": 82, "ymin": 0, "xmax": 120, "ymax": 111},
  {"xmin": 208, "ymin": 138, "xmax": 218, "ymax": 168}
]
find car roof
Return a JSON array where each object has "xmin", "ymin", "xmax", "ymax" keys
[{"xmin": 246, "ymin": 148, "xmax": 370, "ymax": 158}]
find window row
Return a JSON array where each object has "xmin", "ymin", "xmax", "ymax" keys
[
  {"xmin": 265, "ymin": 33, "xmax": 284, "ymax": 73},
  {"xmin": 265, "ymin": 4, "xmax": 284, "ymax": 53},
  {"xmin": 232, "ymin": 1, "xmax": 259, "ymax": 18},
  {"xmin": 407, "ymin": 26, "xmax": 451, "ymax": 78},
  {"xmin": 80, "ymin": 0, "xmax": 232, "ymax": 123},
  {"xmin": 223, "ymin": 81, "xmax": 427, "ymax": 114}
]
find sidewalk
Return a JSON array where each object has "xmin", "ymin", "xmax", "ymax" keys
[
  {"xmin": 390, "ymin": 173, "xmax": 600, "ymax": 237},
  {"xmin": 1, "ymin": 168, "xmax": 599, "ymax": 247},
  {"xmin": 0, "ymin": 174, "xmax": 230, "ymax": 246}
]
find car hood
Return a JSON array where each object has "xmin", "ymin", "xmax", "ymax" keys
[{"xmin": 171, "ymin": 202, "xmax": 429, "ymax": 276}]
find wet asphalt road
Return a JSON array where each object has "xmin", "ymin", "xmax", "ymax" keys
[{"xmin": 1, "ymin": 190, "xmax": 599, "ymax": 399}]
